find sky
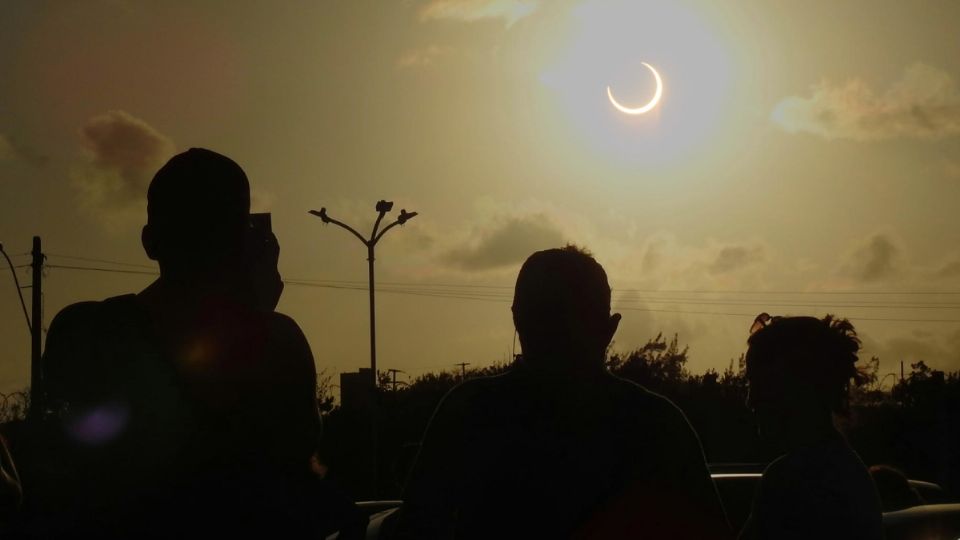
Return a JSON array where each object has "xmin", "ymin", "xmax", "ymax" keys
[{"xmin": 2, "ymin": 0, "xmax": 960, "ymax": 395}]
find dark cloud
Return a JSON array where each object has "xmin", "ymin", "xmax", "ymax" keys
[
  {"xmin": 842, "ymin": 234, "xmax": 901, "ymax": 282},
  {"xmin": 444, "ymin": 215, "xmax": 565, "ymax": 271},
  {"xmin": 0, "ymin": 134, "xmax": 47, "ymax": 168},
  {"xmin": 640, "ymin": 238, "xmax": 664, "ymax": 275},
  {"xmin": 773, "ymin": 63, "xmax": 960, "ymax": 141},
  {"xmin": 74, "ymin": 110, "xmax": 175, "ymax": 216},
  {"xmin": 708, "ymin": 245, "xmax": 764, "ymax": 275},
  {"xmin": 935, "ymin": 258, "xmax": 960, "ymax": 279}
]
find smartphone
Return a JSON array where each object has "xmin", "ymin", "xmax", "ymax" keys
[{"xmin": 246, "ymin": 212, "xmax": 282, "ymax": 311}]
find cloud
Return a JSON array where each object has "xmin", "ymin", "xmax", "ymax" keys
[
  {"xmin": 0, "ymin": 133, "xmax": 47, "ymax": 168},
  {"xmin": 773, "ymin": 63, "xmax": 960, "ymax": 141},
  {"xmin": 708, "ymin": 245, "xmax": 765, "ymax": 275},
  {"xmin": 840, "ymin": 233, "xmax": 901, "ymax": 282},
  {"xmin": 944, "ymin": 159, "xmax": 960, "ymax": 179},
  {"xmin": 420, "ymin": 0, "xmax": 539, "ymax": 27},
  {"xmin": 444, "ymin": 214, "xmax": 565, "ymax": 270},
  {"xmin": 396, "ymin": 45, "xmax": 451, "ymax": 69},
  {"xmin": 935, "ymin": 258, "xmax": 960, "ymax": 280},
  {"xmin": 73, "ymin": 110, "xmax": 175, "ymax": 223},
  {"xmin": 0, "ymin": 135, "xmax": 12, "ymax": 161},
  {"xmin": 860, "ymin": 327, "xmax": 960, "ymax": 374}
]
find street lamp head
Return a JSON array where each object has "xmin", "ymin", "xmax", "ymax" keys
[
  {"xmin": 309, "ymin": 208, "xmax": 331, "ymax": 223},
  {"xmin": 376, "ymin": 200, "xmax": 394, "ymax": 213},
  {"xmin": 397, "ymin": 209, "xmax": 418, "ymax": 225}
]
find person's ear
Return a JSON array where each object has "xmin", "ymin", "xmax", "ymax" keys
[
  {"xmin": 605, "ymin": 313, "xmax": 621, "ymax": 343},
  {"xmin": 142, "ymin": 225, "xmax": 160, "ymax": 261}
]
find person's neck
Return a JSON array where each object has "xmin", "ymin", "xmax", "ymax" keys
[
  {"xmin": 782, "ymin": 416, "xmax": 839, "ymax": 453},
  {"xmin": 519, "ymin": 351, "xmax": 607, "ymax": 378}
]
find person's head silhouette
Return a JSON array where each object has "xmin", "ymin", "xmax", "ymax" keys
[
  {"xmin": 745, "ymin": 314, "xmax": 867, "ymax": 451},
  {"xmin": 512, "ymin": 246, "xmax": 621, "ymax": 372},
  {"xmin": 141, "ymin": 148, "xmax": 250, "ymax": 285}
]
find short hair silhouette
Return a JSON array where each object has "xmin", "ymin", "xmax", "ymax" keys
[
  {"xmin": 741, "ymin": 315, "xmax": 884, "ymax": 539},
  {"xmin": 142, "ymin": 148, "xmax": 250, "ymax": 275},
  {"xmin": 395, "ymin": 246, "xmax": 729, "ymax": 539},
  {"xmin": 747, "ymin": 314, "xmax": 867, "ymax": 414},
  {"xmin": 512, "ymin": 245, "xmax": 612, "ymax": 362}
]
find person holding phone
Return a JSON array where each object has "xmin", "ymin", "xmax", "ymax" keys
[{"xmin": 17, "ymin": 149, "xmax": 358, "ymax": 538}]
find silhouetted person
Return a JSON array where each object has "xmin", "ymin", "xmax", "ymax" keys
[
  {"xmin": 869, "ymin": 464, "xmax": 924, "ymax": 512},
  {"xmin": 19, "ymin": 149, "xmax": 355, "ymax": 538},
  {"xmin": 392, "ymin": 246, "xmax": 730, "ymax": 539},
  {"xmin": 0, "ymin": 434, "xmax": 21, "ymax": 528},
  {"xmin": 740, "ymin": 314, "xmax": 883, "ymax": 540}
]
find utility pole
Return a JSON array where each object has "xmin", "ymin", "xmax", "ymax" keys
[
  {"xmin": 30, "ymin": 236, "xmax": 43, "ymax": 419},
  {"xmin": 309, "ymin": 200, "xmax": 417, "ymax": 498},
  {"xmin": 386, "ymin": 368, "xmax": 405, "ymax": 393},
  {"xmin": 455, "ymin": 362, "xmax": 470, "ymax": 380}
]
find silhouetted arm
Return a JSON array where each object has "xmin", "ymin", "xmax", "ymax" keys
[
  {"xmin": 0, "ymin": 435, "xmax": 20, "ymax": 522},
  {"xmin": 42, "ymin": 302, "xmax": 101, "ymax": 413},
  {"xmin": 393, "ymin": 383, "xmax": 477, "ymax": 539},
  {"xmin": 664, "ymin": 403, "xmax": 733, "ymax": 539},
  {"xmin": 267, "ymin": 313, "xmax": 323, "ymax": 472}
]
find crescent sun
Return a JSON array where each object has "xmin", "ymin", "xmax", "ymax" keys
[{"xmin": 607, "ymin": 62, "xmax": 663, "ymax": 115}]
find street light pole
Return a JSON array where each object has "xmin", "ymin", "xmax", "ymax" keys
[{"xmin": 309, "ymin": 200, "xmax": 417, "ymax": 496}]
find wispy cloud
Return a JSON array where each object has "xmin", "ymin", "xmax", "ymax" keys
[
  {"xmin": 708, "ymin": 245, "xmax": 765, "ymax": 275},
  {"xmin": 396, "ymin": 45, "xmax": 452, "ymax": 69},
  {"xmin": 773, "ymin": 63, "xmax": 960, "ymax": 141},
  {"xmin": 420, "ymin": 0, "xmax": 539, "ymax": 27},
  {"xmin": 0, "ymin": 133, "xmax": 47, "ymax": 168},
  {"xmin": 944, "ymin": 159, "xmax": 960, "ymax": 180},
  {"xmin": 73, "ymin": 110, "xmax": 175, "ymax": 226}
]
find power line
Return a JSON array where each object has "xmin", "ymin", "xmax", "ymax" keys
[
  {"xmin": 289, "ymin": 280, "xmax": 960, "ymax": 308},
  {"xmin": 39, "ymin": 255, "xmax": 960, "ymax": 296},
  {"xmin": 35, "ymin": 264, "xmax": 960, "ymax": 323},
  {"xmin": 284, "ymin": 280, "xmax": 960, "ymax": 323},
  {"xmin": 0, "ymin": 245, "xmax": 32, "ymax": 332},
  {"xmin": 46, "ymin": 253, "xmax": 156, "ymax": 270},
  {"xmin": 45, "ymin": 264, "xmax": 158, "ymax": 276},
  {"xmin": 285, "ymin": 277, "xmax": 960, "ymax": 296}
]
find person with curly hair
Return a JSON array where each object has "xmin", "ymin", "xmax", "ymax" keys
[{"xmin": 739, "ymin": 314, "xmax": 883, "ymax": 539}]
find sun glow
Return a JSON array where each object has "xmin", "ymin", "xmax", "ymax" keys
[
  {"xmin": 539, "ymin": 0, "xmax": 736, "ymax": 164},
  {"xmin": 607, "ymin": 62, "xmax": 663, "ymax": 115}
]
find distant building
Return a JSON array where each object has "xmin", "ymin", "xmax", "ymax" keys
[{"xmin": 340, "ymin": 368, "xmax": 374, "ymax": 412}]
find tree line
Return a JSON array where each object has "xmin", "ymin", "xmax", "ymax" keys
[{"xmin": 319, "ymin": 334, "xmax": 960, "ymax": 501}]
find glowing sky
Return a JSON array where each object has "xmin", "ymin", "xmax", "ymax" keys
[{"xmin": 2, "ymin": 0, "xmax": 960, "ymax": 394}]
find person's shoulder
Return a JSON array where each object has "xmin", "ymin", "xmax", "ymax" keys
[
  {"xmin": 605, "ymin": 372, "xmax": 689, "ymax": 419},
  {"xmin": 265, "ymin": 310, "xmax": 306, "ymax": 337},
  {"xmin": 263, "ymin": 311, "xmax": 315, "ymax": 366},
  {"xmin": 49, "ymin": 294, "xmax": 136, "ymax": 333},
  {"xmin": 431, "ymin": 372, "xmax": 510, "ymax": 421},
  {"xmin": 49, "ymin": 300, "xmax": 101, "ymax": 327},
  {"xmin": 444, "ymin": 372, "xmax": 503, "ymax": 402}
]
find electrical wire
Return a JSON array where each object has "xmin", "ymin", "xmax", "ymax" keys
[
  {"xmin": 38, "ymin": 262, "xmax": 960, "ymax": 323},
  {"xmin": 0, "ymin": 245, "xmax": 32, "ymax": 332},
  {"xmin": 282, "ymin": 280, "xmax": 960, "ymax": 323},
  {"xmin": 45, "ymin": 253, "xmax": 156, "ymax": 270},
  {"xmin": 45, "ymin": 264, "xmax": 159, "ymax": 276}
]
